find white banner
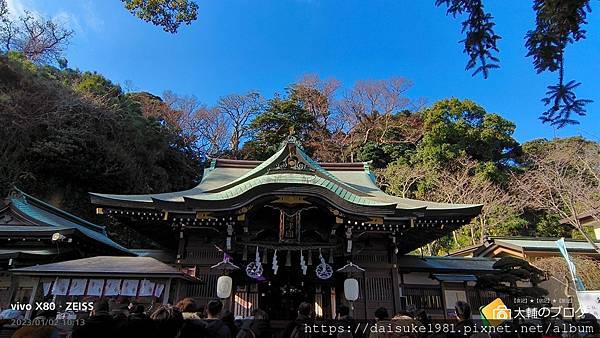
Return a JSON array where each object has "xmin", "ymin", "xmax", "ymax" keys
[
  {"xmin": 68, "ymin": 279, "xmax": 88, "ymax": 296},
  {"xmin": 577, "ymin": 291, "xmax": 600, "ymax": 318},
  {"xmin": 104, "ymin": 279, "xmax": 122, "ymax": 296},
  {"xmin": 556, "ymin": 238, "xmax": 586, "ymax": 290},
  {"xmin": 154, "ymin": 283, "xmax": 165, "ymax": 298},
  {"xmin": 52, "ymin": 278, "xmax": 70, "ymax": 296},
  {"xmin": 87, "ymin": 279, "xmax": 104, "ymax": 296},
  {"xmin": 42, "ymin": 282, "xmax": 52, "ymax": 296},
  {"xmin": 139, "ymin": 280, "xmax": 155, "ymax": 296},
  {"xmin": 121, "ymin": 280, "xmax": 139, "ymax": 296}
]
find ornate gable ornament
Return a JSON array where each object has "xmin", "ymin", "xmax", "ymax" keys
[{"xmin": 272, "ymin": 136, "xmax": 315, "ymax": 173}]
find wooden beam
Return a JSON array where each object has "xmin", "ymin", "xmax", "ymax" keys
[{"xmin": 25, "ymin": 277, "xmax": 40, "ymax": 319}]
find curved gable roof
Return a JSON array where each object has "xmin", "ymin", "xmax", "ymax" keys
[{"xmin": 91, "ymin": 137, "xmax": 482, "ymax": 217}]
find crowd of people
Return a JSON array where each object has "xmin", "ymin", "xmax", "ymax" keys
[{"xmin": 5, "ymin": 298, "xmax": 600, "ymax": 338}]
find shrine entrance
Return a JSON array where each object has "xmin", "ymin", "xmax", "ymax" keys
[
  {"xmin": 233, "ymin": 269, "xmax": 337, "ymax": 320},
  {"xmin": 231, "ymin": 200, "xmax": 340, "ymax": 320}
]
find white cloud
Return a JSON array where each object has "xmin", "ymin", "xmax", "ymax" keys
[
  {"xmin": 6, "ymin": 0, "xmax": 29, "ymax": 18},
  {"xmin": 54, "ymin": 10, "xmax": 83, "ymax": 34},
  {"xmin": 5, "ymin": 0, "xmax": 103, "ymax": 36},
  {"xmin": 81, "ymin": 0, "xmax": 104, "ymax": 32}
]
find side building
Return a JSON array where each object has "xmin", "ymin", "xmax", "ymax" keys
[{"xmin": 0, "ymin": 189, "xmax": 132, "ymax": 308}]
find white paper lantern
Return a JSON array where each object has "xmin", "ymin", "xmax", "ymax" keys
[
  {"xmin": 344, "ymin": 278, "xmax": 359, "ymax": 301},
  {"xmin": 217, "ymin": 275, "xmax": 233, "ymax": 299}
]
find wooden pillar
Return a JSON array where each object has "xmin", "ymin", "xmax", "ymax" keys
[
  {"xmin": 174, "ymin": 279, "xmax": 182, "ymax": 303},
  {"xmin": 361, "ymin": 270, "xmax": 367, "ymax": 319},
  {"xmin": 440, "ymin": 282, "xmax": 448, "ymax": 320},
  {"xmin": 24, "ymin": 277, "xmax": 40, "ymax": 319},
  {"xmin": 6, "ymin": 274, "xmax": 18, "ymax": 305},
  {"xmin": 391, "ymin": 252, "xmax": 401, "ymax": 314},
  {"xmin": 176, "ymin": 226, "xmax": 186, "ymax": 265},
  {"xmin": 163, "ymin": 278, "xmax": 172, "ymax": 305}
]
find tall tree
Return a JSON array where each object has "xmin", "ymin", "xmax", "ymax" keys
[
  {"xmin": 121, "ymin": 0, "xmax": 198, "ymax": 33},
  {"xmin": 218, "ymin": 92, "xmax": 264, "ymax": 159},
  {"xmin": 415, "ymin": 98, "xmax": 520, "ymax": 181},
  {"xmin": 158, "ymin": 90, "xmax": 230, "ymax": 157},
  {"xmin": 335, "ymin": 77, "xmax": 419, "ymax": 164},
  {"xmin": 514, "ymin": 137, "xmax": 600, "ymax": 253},
  {"xmin": 242, "ymin": 95, "xmax": 316, "ymax": 160},
  {"xmin": 0, "ymin": 53, "xmax": 202, "ymax": 218},
  {"xmin": 291, "ymin": 74, "xmax": 340, "ymax": 126},
  {"xmin": 0, "ymin": 1, "xmax": 74, "ymax": 64},
  {"xmin": 337, "ymin": 77, "xmax": 413, "ymax": 146}
]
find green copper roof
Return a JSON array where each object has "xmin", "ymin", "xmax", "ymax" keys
[
  {"xmin": 9, "ymin": 190, "xmax": 132, "ymax": 255},
  {"xmin": 90, "ymin": 136, "xmax": 482, "ymax": 217},
  {"xmin": 181, "ymin": 173, "xmax": 394, "ymax": 206}
]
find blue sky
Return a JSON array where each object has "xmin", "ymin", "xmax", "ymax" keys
[{"xmin": 9, "ymin": 0, "xmax": 600, "ymax": 142}]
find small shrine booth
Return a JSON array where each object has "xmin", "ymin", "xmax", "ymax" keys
[
  {"xmin": 90, "ymin": 136, "xmax": 482, "ymax": 320},
  {"xmin": 10, "ymin": 256, "xmax": 194, "ymax": 319}
]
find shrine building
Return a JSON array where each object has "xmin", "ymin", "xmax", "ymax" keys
[{"xmin": 88, "ymin": 136, "xmax": 494, "ymax": 320}]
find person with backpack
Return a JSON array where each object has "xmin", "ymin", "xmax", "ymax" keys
[
  {"xmin": 150, "ymin": 304, "xmax": 184, "ymax": 338},
  {"xmin": 176, "ymin": 297, "xmax": 207, "ymax": 338},
  {"xmin": 237, "ymin": 309, "xmax": 272, "ymax": 338},
  {"xmin": 72, "ymin": 300, "xmax": 119, "ymax": 338},
  {"xmin": 280, "ymin": 302, "xmax": 313, "ymax": 338}
]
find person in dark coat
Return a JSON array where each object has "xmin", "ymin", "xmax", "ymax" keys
[
  {"xmin": 203, "ymin": 299, "xmax": 231, "ymax": 338},
  {"xmin": 237, "ymin": 309, "xmax": 272, "ymax": 338},
  {"xmin": 448, "ymin": 301, "xmax": 475, "ymax": 338},
  {"xmin": 222, "ymin": 309, "xmax": 240, "ymax": 338},
  {"xmin": 12, "ymin": 309, "xmax": 60, "ymax": 338},
  {"xmin": 280, "ymin": 302, "xmax": 313, "ymax": 338},
  {"xmin": 72, "ymin": 300, "xmax": 119, "ymax": 338},
  {"xmin": 336, "ymin": 305, "xmax": 357, "ymax": 338},
  {"xmin": 150, "ymin": 305, "xmax": 184, "ymax": 338},
  {"xmin": 123, "ymin": 304, "xmax": 154, "ymax": 337},
  {"xmin": 176, "ymin": 297, "xmax": 207, "ymax": 338}
]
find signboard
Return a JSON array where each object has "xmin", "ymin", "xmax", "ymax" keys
[{"xmin": 577, "ymin": 291, "xmax": 600, "ymax": 318}]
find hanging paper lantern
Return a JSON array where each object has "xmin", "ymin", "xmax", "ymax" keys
[
  {"xmin": 344, "ymin": 278, "xmax": 359, "ymax": 301},
  {"xmin": 217, "ymin": 276, "xmax": 232, "ymax": 299}
]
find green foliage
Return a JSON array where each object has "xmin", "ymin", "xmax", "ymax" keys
[
  {"xmin": 242, "ymin": 95, "xmax": 319, "ymax": 160},
  {"xmin": 0, "ymin": 52, "xmax": 202, "ymax": 219},
  {"xmin": 436, "ymin": 0, "xmax": 593, "ymax": 127},
  {"xmin": 435, "ymin": 0, "xmax": 500, "ymax": 78},
  {"xmin": 357, "ymin": 140, "xmax": 415, "ymax": 169},
  {"xmin": 416, "ymin": 98, "xmax": 519, "ymax": 181},
  {"xmin": 526, "ymin": 212, "xmax": 571, "ymax": 238},
  {"xmin": 122, "ymin": 0, "xmax": 198, "ymax": 33},
  {"xmin": 477, "ymin": 257, "xmax": 548, "ymax": 302}
]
